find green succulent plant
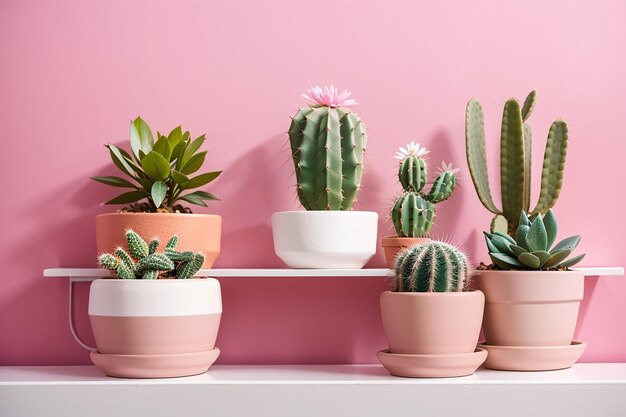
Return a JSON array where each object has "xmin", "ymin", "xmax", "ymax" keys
[
  {"xmin": 394, "ymin": 241, "xmax": 469, "ymax": 292},
  {"xmin": 466, "ymin": 90, "xmax": 569, "ymax": 235},
  {"xmin": 391, "ymin": 142, "xmax": 458, "ymax": 237},
  {"xmin": 92, "ymin": 117, "xmax": 221, "ymax": 212},
  {"xmin": 288, "ymin": 85, "xmax": 367, "ymax": 210},
  {"xmin": 98, "ymin": 230, "xmax": 205, "ymax": 279},
  {"xmin": 485, "ymin": 209, "xmax": 585, "ymax": 270}
]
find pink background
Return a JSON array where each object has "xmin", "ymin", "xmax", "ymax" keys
[{"xmin": 1, "ymin": 0, "xmax": 625, "ymax": 365}]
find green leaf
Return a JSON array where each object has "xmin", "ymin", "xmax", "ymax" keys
[
  {"xmin": 518, "ymin": 252, "xmax": 541, "ymax": 269},
  {"xmin": 490, "ymin": 234, "xmax": 515, "ymax": 257},
  {"xmin": 171, "ymin": 170, "xmax": 190, "ymax": 186},
  {"xmin": 516, "ymin": 225, "xmax": 530, "ymax": 250},
  {"xmin": 171, "ymin": 140, "xmax": 187, "ymax": 163},
  {"xmin": 151, "ymin": 181, "xmax": 168, "ymax": 208},
  {"xmin": 129, "ymin": 117, "xmax": 154, "ymax": 161},
  {"xmin": 558, "ymin": 253, "xmax": 586, "ymax": 268},
  {"xmin": 519, "ymin": 211, "xmax": 531, "ymax": 227},
  {"xmin": 182, "ymin": 190, "xmax": 219, "ymax": 201},
  {"xmin": 182, "ymin": 171, "xmax": 222, "ymax": 190},
  {"xmin": 181, "ymin": 135, "xmax": 206, "ymax": 166},
  {"xmin": 91, "ymin": 176, "xmax": 137, "ymax": 188},
  {"xmin": 490, "ymin": 253, "xmax": 524, "ymax": 269},
  {"xmin": 532, "ymin": 250, "xmax": 551, "ymax": 267},
  {"xmin": 108, "ymin": 144, "xmax": 137, "ymax": 178},
  {"xmin": 526, "ymin": 214, "xmax": 548, "ymax": 252},
  {"xmin": 180, "ymin": 151, "xmax": 207, "ymax": 175},
  {"xmin": 543, "ymin": 249, "xmax": 572, "ymax": 268},
  {"xmin": 485, "ymin": 234, "xmax": 498, "ymax": 253},
  {"xmin": 105, "ymin": 190, "xmax": 148, "ymax": 205},
  {"xmin": 510, "ymin": 244, "xmax": 527, "ymax": 257},
  {"xmin": 552, "ymin": 235, "xmax": 581, "ymax": 252},
  {"xmin": 167, "ymin": 126, "xmax": 183, "ymax": 147},
  {"xmin": 141, "ymin": 151, "xmax": 171, "ymax": 180},
  {"xmin": 543, "ymin": 209, "xmax": 558, "ymax": 249},
  {"xmin": 178, "ymin": 194, "xmax": 207, "ymax": 207},
  {"xmin": 153, "ymin": 135, "xmax": 172, "ymax": 161},
  {"xmin": 493, "ymin": 231, "xmax": 516, "ymax": 245}
]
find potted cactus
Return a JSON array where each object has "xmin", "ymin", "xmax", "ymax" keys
[
  {"xmin": 92, "ymin": 117, "xmax": 222, "ymax": 268},
  {"xmin": 272, "ymin": 86, "xmax": 378, "ymax": 268},
  {"xmin": 381, "ymin": 142, "xmax": 458, "ymax": 268},
  {"xmin": 378, "ymin": 241, "xmax": 487, "ymax": 378},
  {"xmin": 475, "ymin": 210, "xmax": 586, "ymax": 370},
  {"xmin": 465, "ymin": 92, "xmax": 587, "ymax": 370},
  {"xmin": 89, "ymin": 230, "xmax": 222, "ymax": 378}
]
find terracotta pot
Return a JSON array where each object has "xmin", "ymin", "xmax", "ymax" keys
[
  {"xmin": 379, "ymin": 290, "xmax": 485, "ymax": 355},
  {"xmin": 473, "ymin": 270, "xmax": 584, "ymax": 346},
  {"xmin": 271, "ymin": 211, "xmax": 378, "ymax": 269},
  {"xmin": 88, "ymin": 278, "xmax": 222, "ymax": 378},
  {"xmin": 381, "ymin": 236, "xmax": 431, "ymax": 269},
  {"xmin": 96, "ymin": 213, "xmax": 221, "ymax": 268}
]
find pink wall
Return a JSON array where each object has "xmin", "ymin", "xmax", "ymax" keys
[{"xmin": 1, "ymin": 0, "xmax": 625, "ymax": 365}]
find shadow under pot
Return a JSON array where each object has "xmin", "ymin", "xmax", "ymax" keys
[
  {"xmin": 473, "ymin": 270, "xmax": 586, "ymax": 371},
  {"xmin": 271, "ymin": 211, "xmax": 378, "ymax": 269},
  {"xmin": 379, "ymin": 290, "xmax": 486, "ymax": 377},
  {"xmin": 96, "ymin": 213, "xmax": 222, "ymax": 269},
  {"xmin": 88, "ymin": 278, "xmax": 222, "ymax": 378}
]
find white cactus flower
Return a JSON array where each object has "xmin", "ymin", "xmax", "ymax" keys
[
  {"xmin": 439, "ymin": 161, "xmax": 460, "ymax": 175},
  {"xmin": 394, "ymin": 141, "xmax": 429, "ymax": 160}
]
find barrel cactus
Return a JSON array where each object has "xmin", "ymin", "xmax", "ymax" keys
[
  {"xmin": 466, "ymin": 90, "xmax": 569, "ymax": 235},
  {"xmin": 391, "ymin": 142, "xmax": 458, "ymax": 237},
  {"xmin": 97, "ymin": 230, "xmax": 205, "ymax": 279},
  {"xmin": 288, "ymin": 85, "xmax": 367, "ymax": 210},
  {"xmin": 394, "ymin": 241, "xmax": 470, "ymax": 292},
  {"xmin": 485, "ymin": 209, "xmax": 585, "ymax": 270}
]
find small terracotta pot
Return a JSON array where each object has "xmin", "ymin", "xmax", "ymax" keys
[
  {"xmin": 96, "ymin": 213, "xmax": 221, "ymax": 268},
  {"xmin": 381, "ymin": 237, "xmax": 430, "ymax": 269},
  {"xmin": 473, "ymin": 270, "xmax": 584, "ymax": 346},
  {"xmin": 380, "ymin": 290, "xmax": 485, "ymax": 355},
  {"xmin": 88, "ymin": 278, "xmax": 222, "ymax": 378}
]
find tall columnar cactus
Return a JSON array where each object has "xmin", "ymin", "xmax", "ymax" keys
[
  {"xmin": 394, "ymin": 241, "xmax": 470, "ymax": 292},
  {"xmin": 288, "ymin": 85, "xmax": 367, "ymax": 210},
  {"xmin": 465, "ymin": 90, "xmax": 569, "ymax": 235},
  {"xmin": 97, "ymin": 230, "xmax": 204, "ymax": 279},
  {"xmin": 391, "ymin": 142, "xmax": 458, "ymax": 237}
]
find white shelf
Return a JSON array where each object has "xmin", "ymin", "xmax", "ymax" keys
[
  {"xmin": 43, "ymin": 266, "xmax": 623, "ymax": 281},
  {"xmin": 1, "ymin": 364, "xmax": 625, "ymax": 417}
]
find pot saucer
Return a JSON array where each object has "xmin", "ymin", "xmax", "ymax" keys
[
  {"xmin": 478, "ymin": 341, "xmax": 586, "ymax": 371},
  {"xmin": 378, "ymin": 347, "xmax": 487, "ymax": 378},
  {"xmin": 90, "ymin": 347, "xmax": 220, "ymax": 378}
]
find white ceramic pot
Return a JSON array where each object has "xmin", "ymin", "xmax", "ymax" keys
[
  {"xmin": 271, "ymin": 211, "xmax": 378, "ymax": 269},
  {"xmin": 88, "ymin": 278, "xmax": 222, "ymax": 378}
]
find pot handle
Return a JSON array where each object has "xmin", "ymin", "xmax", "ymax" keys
[{"xmin": 68, "ymin": 278, "xmax": 97, "ymax": 352}]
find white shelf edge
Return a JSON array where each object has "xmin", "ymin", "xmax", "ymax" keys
[{"xmin": 43, "ymin": 266, "xmax": 623, "ymax": 280}]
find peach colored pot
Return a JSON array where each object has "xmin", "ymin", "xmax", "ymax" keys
[
  {"xmin": 473, "ymin": 270, "xmax": 584, "ymax": 347},
  {"xmin": 380, "ymin": 290, "xmax": 485, "ymax": 355},
  {"xmin": 96, "ymin": 213, "xmax": 221, "ymax": 268},
  {"xmin": 381, "ymin": 236, "xmax": 430, "ymax": 269},
  {"xmin": 88, "ymin": 278, "xmax": 222, "ymax": 378}
]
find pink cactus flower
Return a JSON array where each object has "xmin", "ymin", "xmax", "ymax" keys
[{"xmin": 302, "ymin": 85, "xmax": 357, "ymax": 108}]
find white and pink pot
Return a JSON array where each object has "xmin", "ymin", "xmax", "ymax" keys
[{"xmin": 88, "ymin": 278, "xmax": 222, "ymax": 378}]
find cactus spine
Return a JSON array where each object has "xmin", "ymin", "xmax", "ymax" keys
[
  {"xmin": 288, "ymin": 86, "xmax": 367, "ymax": 210},
  {"xmin": 394, "ymin": 241, "xmax": 469, "ymax": 292},
  {"xmin": 391, "ymin": 143, "xmax": 457, "ymax": 237},
  {"xmin": 465, "ymin": 90, "xmax": 569, "ymax": 235},
  {"xmin": 97, "ymin": 230, "xmax": 204, "ymax": 279}
]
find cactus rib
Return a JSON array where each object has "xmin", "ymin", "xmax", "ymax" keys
[{"xmin": 532, "ymin": 120, "xmax": 568, "ymax": 215}]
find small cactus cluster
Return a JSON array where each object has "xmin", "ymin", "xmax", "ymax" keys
[
  {"xmin": 288, "ymin": 85, "xmax": 367, "ymax": 210},
  {"xmin": 394, "ymin": 241, "xmax": 470, "ymax": 292},
  {"xmin": 391, "ymin": 143, "xmax": 458, "ymax": 237},
  {"xmin": 466, "ymin": 90, "xmax": 569, "ymax": 235},
  {"xmin": 98, "ymin": 230, "xmax": 204, "ymax": 279},
  {"xmin": 485, "ymin": 209, "xmax": 585, "ymax": 270}
]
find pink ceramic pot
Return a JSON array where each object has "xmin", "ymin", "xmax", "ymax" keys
[
  {"xmin": 96, "ymin": 213, "xmax": 221, "ymax": 268},
  {"xmin": 381, "ymin": 237, "xmax": 430, "ymax": 269},
  {"xmin": 473, "ymin": 270, "xmax": 584, "ymax": 346},
  {"xmin": 380, "ymin": 290, "xmax": 485, "ymax": 355},
  {"xmin": 88, "ymin": 278, "xmax": 222, "ymax": 378}
]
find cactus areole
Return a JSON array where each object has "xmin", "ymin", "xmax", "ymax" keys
[{"xmin": 288, "ymin": 86, "xmax": 367, "ymax": 210}]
